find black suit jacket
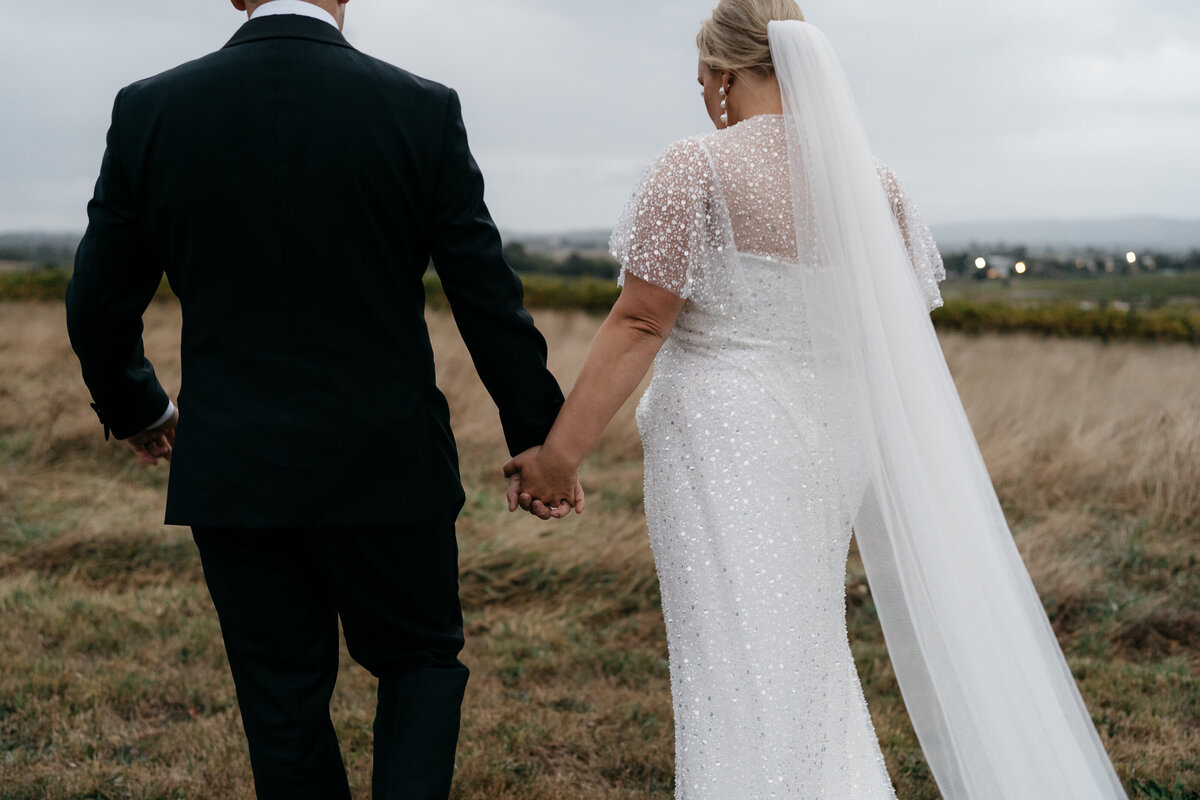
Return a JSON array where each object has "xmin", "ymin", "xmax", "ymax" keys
[{"xmin": 66, "ymin": 16, "xmax": 564, "ymax": 527}]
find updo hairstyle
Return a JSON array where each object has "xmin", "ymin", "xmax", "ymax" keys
[{"xmin": 696, "ymin": 0, "xmax": 805, "ymax": 75}]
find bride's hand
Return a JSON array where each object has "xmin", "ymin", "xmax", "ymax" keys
[{"xmin": 503, "ymin": 446, "xmax": 586, "ymax": 520}]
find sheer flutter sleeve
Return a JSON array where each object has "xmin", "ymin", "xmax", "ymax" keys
[
  {"xmin": 877, "ymin": 162, "xmax": 946, "ymax": 311},
  {"xmin": 610, "ymin": 138, "xmax": 715, "ymax": 299}
]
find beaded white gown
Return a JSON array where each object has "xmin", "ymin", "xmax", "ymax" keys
[{"xmin": 610, "ymin": 114, "xmax": 945, "ymax": 800}]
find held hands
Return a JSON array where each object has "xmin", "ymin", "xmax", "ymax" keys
[
  {"xmin": 126, "ymin": 407, "xmax": 178, "ymax": 466},
  {"xmin": 503, "ymin": 446, "xmax": 585, "ymax": 521}
]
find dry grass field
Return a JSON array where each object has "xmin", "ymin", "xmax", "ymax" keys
[{"xmin": 1, "ymin": 300, "xmax": 1197, "ymax": 799}]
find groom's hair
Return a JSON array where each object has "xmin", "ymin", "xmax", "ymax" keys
[{"xmin": 698, "ymin": 0, "xmax": 806, "ymax": 76}]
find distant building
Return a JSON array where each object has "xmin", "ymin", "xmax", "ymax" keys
[{"xmin": 973, "ymin": 254, "xmax": 1017, "ymax": 279}]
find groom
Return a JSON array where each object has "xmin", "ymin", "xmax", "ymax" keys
[{"xmin": 66, "ymin": 1, "xmax": 575, "ymax": 797}]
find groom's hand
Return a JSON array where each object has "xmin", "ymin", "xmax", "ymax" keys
[
  {"xmin": 507, "ymin": 474, "xmax": 586, "ymax": 520},
  {"xmin": 126, "ymin": 407, "xmax": 178, "ymax": 466},
  {"xmin": 504, "ymin": 446, "xmax": 585, "ymax": 520},
  {"xmin": 524, "ymin": 486, "xmax": 585, "ymax": 521}
]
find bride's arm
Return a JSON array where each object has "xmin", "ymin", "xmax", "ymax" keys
[
  {"xmin": 504, "ymin": 274, "xmax": 684, "ymax": 517},
  {"xmin": 507, "ymin": 136, "xmax": 708, "ymax": 518}
]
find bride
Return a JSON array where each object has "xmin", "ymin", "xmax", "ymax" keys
[{"xmin": 505, "ymin": 1, "xmax": 1128, "ymax": 797}]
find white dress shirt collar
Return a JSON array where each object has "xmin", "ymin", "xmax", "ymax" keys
[{"xmin": 251, "ymin": 1, "xmax": 339, "ymax": 30}]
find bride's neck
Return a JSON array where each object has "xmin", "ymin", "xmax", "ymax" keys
[{"xmin": 730, "ymin": 72, "xmax": 784, "ymax": 125}]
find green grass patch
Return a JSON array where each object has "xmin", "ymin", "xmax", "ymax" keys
[
  {"xmin": 932, "ymin": 300, "xmax": 1200, "ymax": 343},
  {"xmin": 944, "ymin": 272, "xmax": 1200, "ymax": 308}
]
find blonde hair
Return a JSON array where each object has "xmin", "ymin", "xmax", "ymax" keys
[{"xmin": 697, "ymin": 0, "xmax": 805, "ymax": 75}]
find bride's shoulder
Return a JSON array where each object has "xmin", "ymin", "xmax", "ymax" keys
[
  {"xmin": 638, "ymin": 136, "xmax": 714, "ymax": 190},
  {"xmin": 649, "ymin": 135, "xmax": 709, "ymax": 164},
  {"xmin": 641, "ymin": 117, "xmax": 782, "ymax": 179}
]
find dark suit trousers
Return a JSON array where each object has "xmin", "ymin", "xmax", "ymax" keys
[{"xmin": 192, "ymin": 508, "xmax": 469, "ymax": 800}]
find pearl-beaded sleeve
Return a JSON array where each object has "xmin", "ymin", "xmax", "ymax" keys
[
  {"xmin": 877, "ymin": 163, "xmax": 946, "ymax": 311},
  {"xmin": 610, "ymin": 138, "xmax": 716, "ymax": 299}
]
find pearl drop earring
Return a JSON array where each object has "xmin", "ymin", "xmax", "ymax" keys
[{"xmin": 719, "ymin": 85, "xmax": 728, "ymax": 127}]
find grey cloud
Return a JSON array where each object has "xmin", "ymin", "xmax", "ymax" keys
[{"xmin": 0, "ymin": 0, "xmax": 1196, "ymax": 234}]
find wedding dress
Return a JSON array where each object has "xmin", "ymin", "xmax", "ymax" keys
[
  {"xmin": 610, "ymin": 20, "xmax": 1127, "ymax": 800},
  {"xmin": 613, "ymin": 111, "xmax": 920, "ymax": 800}
]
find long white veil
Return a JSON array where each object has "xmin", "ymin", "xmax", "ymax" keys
[{"xmin": 767, "ymin": 20, "xmax": 1128, "ymax": 799}]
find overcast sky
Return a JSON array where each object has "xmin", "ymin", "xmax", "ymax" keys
[{"xmin": 1, "ymin": 0, "xmax": 1197, "ymax": 235}]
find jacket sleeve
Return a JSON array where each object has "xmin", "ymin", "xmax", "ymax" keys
[
  {"xmin": 429, "ymin": 89, "xmax": 564, "ymax": 456},
  {"xmin": 66, "ymin": 88, "xmax": 170, "ymax": 441}
]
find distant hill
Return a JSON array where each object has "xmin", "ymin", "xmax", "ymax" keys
[
  {"xmin": 0, "ymin": 232, "xmax": 80, "ymax": 265},
  {"xmin": 4, "ymin": 218, "xmax": 1198, "ymax": 270},
  {"xmin": 506, "ymin": 230, "xmax": 613, "ymax": 253},
  {"xmin": 516, "ymin": 219, "xmax": 1200, "ymax": 257},
  {"xmin": 932, "ymin": 217, "xmax": 1200, "ymax": 255}
]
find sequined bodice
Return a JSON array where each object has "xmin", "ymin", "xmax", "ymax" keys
[
  {"xmin": 701, "ymin": 115, "xmax": 800, "ymax": 264},
  {"xmin": 630, "ymin": 117, "xmax": 817, "ymax": 362},
  {"xmin": 612, "ymin": 113, "xmax": 944, "ymax": 315},
  {"xmin": 668, "ymin": 252, "xmax": 812, "ymax": 359}
]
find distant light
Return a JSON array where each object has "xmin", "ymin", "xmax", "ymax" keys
[
  {"xmin": 1015, "ymin": 261, "xmax": 1027, "ymax": 275},
  {"xmin": 975, "ymin": 257, "xmax": 987, "ymax": 270},
  {"xmin": 1126, "ymin": 251, "xmax": 1137, "ymax": 264}
]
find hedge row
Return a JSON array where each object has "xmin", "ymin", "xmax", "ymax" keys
[
  {"xmin": 4, "ymin": 270, "xmax": 1197, "ymax": 344},
  {"xmin": 0, "ymin": 269, "xmax": 74, "ymax": 301},
  {"xmin": 931, "ymin": 300, "xmax": 1200, "ymax": 344},
  {"xmin": 423, "ymin": 274, "xmax": 621, "ymax": 314}
]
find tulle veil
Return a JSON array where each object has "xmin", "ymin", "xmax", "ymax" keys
[{"xmin": 767, "ymin": 20, "xmax": 1128, "ymax": 799}]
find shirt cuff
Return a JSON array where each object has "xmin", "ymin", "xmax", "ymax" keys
[{"xmin": 141, "ymin": 400, "xmax": 176, "ymax": 434}]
